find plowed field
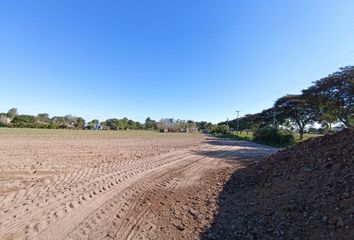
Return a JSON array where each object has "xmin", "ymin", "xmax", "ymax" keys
[{"xmin": 0, "ymin": 129, "xmax": 276, "ymax": 240}]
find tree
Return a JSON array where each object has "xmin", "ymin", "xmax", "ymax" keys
[
  {"xmin": 76, "ymin": 117, "xmax": 85, "ymax": 129},
  {"xmin": 12, "ymin": 115, "xmax": 36, "ymax": 127},
  {"xmin": 255, "ymin": 108, "xmax": 276, "ymax": 128},
  {"xmin": 87, "ymin": 119, "xmax": 99, "ymax": 129},
  {"xmin": 127, "ymin": 119, "xmax": 135, "ymax": 129},
  {"xmin": 196, "ymin": 121, "xmax": 213, "ymax": 132},
  {"xmin": 36, "ymin": 113, "xmax": 50, "ymax": 123},
  {"xmin": 318, "ymin": 112, "xmax": 337, "ymax": 132},
  {"xmin": 304, "ymin": 66, "xmax": 354, "ymax": 127},
  {"xmin": 145, "ymin": 117, "xmax": 157, "ymax": 130},
  {"xmin": 51, "ymin": 116, "xmax": 67, "ymax": 128},
  {"xmin": 65, "ymin": 115, "xmax": 77, "ymax": 128},
  {"xmin": 122, "ymin": 117, "xmax": 129, "ymax": 129},
  {"xmin": 7, "ymin": 108, "xmax": 18, "ymax": 119},
  {"xmin": 158, "ymin": 118, "xmax": 176, "ymax": 130},
  {"xmin": 186, "ymin": 120, "xmax": 197, "ymax": 130},
  {"xmin": 103, "ymin": 118, "xmax": 119, "ymax": 130},
  {"xmin": 238, "ymin": 114, "xmax": 258, "ymax": 131},
  {"xmin": 274, "ymin": 94, "xmax": 319, "ymax": 140},
  {"xmin": 210, "ymin": 124, "xmax": 229, "ymax": 135}
]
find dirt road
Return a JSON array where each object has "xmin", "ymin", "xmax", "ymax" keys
[{"xmin": 0, "ymin": 130, "xmax": 276, "ymax": 240}]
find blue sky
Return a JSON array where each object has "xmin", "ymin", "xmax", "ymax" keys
[{"xmin": 1, "ymin": 0, "xmax": 354, "ymax": 123}]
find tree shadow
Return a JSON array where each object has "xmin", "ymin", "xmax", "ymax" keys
[{"xmin": 196, "ymin": 138, "xmax": 277, "ymax": 161}]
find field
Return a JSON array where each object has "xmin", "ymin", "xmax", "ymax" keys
[{"xmin": 0, "ymin": 128, "xmax": 277, "ymax": 240}]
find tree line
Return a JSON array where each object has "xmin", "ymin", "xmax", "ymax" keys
[
  {"xmin": 2, "ymin": 66, "xmax": 351, "ymax": 135},
  {"xmin": 0, "ymin": 109, "xmax": 87, "ymax": 129},
  {"xmin": 0, "ymin": 109, "xmax": 210, "ymax": 132},
  {"xmin": 220, "ymin": 66, "xmax": 354, "ymax": 139}
]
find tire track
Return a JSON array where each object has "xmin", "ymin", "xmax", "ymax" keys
[
  {"xmin": 32, "ymin": 153, "xmax": 200, "ymax": 240},
  {"xmin": 35, "ymin": 145, "xmax": 230, "ymax": 240},
  {"xmin": 0, "ymin": 138, "xmax": 236, "ymax": 240},
  {"xmin": 114, "ymin": 146, "xmax": 235, "ymax": 240},
  {"xmin": 0, "ymin": 149, "xmax": 197, "ymax": 239}
]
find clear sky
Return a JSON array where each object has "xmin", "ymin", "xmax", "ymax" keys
[{"xmin": 1, "ymin": 0, "xmax": 354, "ymax": 123}]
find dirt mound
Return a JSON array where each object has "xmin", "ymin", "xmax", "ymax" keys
[{"xmin": 203, "ymin": 128, "xmax": 354, "ymax": 240}]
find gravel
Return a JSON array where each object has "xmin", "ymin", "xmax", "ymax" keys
[{"xmin": 202, "ymin": 128, "xmax": 354, "ymax": 240}]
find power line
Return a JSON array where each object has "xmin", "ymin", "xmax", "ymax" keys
[
  {"xmin": 297, "ymin": 50, "xmax": 354, "ymax": 83},
  {"xmin": 298, "ymin": 50, "xmax": 354, "ymax": 78}
]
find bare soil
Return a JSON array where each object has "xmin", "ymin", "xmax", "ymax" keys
[
  {"xmin": 203, "ymin": 128, "xmax": 354, "ymax": 240},
  {"xmin": 0, "ymin": 129, "xmax": 276, "ymax": 240}
]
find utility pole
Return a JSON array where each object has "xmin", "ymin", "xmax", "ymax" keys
[
  {"xmin": 236, "ymin": 110, "xmax": 240, "ymax": 134},
  {"xmin": 227, "ymin": 117, "xmax": 230, "ymax": 133}
]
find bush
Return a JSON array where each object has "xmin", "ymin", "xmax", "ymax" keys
[
  {"xmin": 211, "ymin": 124, "xmax": 230, "ymax": 135},
  {"xmin": 12, "ymin": 115, "xmax": 36, "ymax": 126},
  {"xmin": 253, "ymin": 128, "xmax": 294, "ymax": 147}
]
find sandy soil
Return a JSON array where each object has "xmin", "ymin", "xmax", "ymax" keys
[{"xmin": 0, "ymin": 129, "xmax": 276, "ymax": 240}]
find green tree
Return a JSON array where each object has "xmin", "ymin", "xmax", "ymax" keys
[
  {"xmin": 7, "ymin": 108, "xmax": 18, "ymax": 119},
  {"xmin": 36, "ymin": 113, "xmax": 50, "ymax": 123},
  {"xmin": 87, "ymin": 119, "xmax": 99, "ymax": 129},
  {"xmin": 274, "ymin": 94, "xmax": 319, "ymax": 140},
  {"xmin": 145, "ymin": 117, "xmax": 157, "ymax": 130},
  {"xmin": 210, "ymin": 124, "xmax": 229, "ymax": 135},
  {"xmin": 196, "ymin": 121, "xmax": 213, "ymax": 132},
  {"xmin": 51, "ymin": 116, "xmax": 67, "ymax": 128},
  {"xmin": 76, "ymin": 117, "xmax": 86, "ymax": 129},
  {"xmin": 319, "ymin": 112, "xmax": 337, "ymax": 132},
  {"xmin": 12, "ymin": 115, "xmax": 36, "ymax": 127},
  {"xmin": 103, "ymin": 118, "xmax": 119, "ymax": 130},
  {"xmin": 304, "ymin": 66, "xmax": 354, "ymax": 127}
]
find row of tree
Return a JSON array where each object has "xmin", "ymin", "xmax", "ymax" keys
[
  {"xmin": 0, "ymin": 109, "xmax": 86, "ymax": 129},
  {"xmin": 221, "ymin": 66, "xmax": 354, "ymax": 139},
  {"xmin": 4, "ymin": 66, "xmax": 350, "ymax": 135},
  {"xmin": 156, "ymin": 118, "xmax": 198, "ymax": 132},
  {"xmin": 0, "ymin": 108, "xmax": 209, "ymax": 132}
]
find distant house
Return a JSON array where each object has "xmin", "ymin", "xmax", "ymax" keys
[
  {"xmin": 160, "ymin": 127, "xmax": 198, "ymax": 133},
  {"xmin": 180, "ymin": 127, "xmax": 198, "ymax": 133},
  {"xmin": 160, "ymin": 127, "xmax": 182, "ymax": 133},
  {"xmin": 158, "ymin": 118, "xmax": 198, "ymax": 133},
  {"xmin": 160, "ymin": 128, "xmax": 169, "ymax": 133}
]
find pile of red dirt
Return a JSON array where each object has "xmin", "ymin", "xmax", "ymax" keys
[{"xmin": 203, "ymin": 128, "xmax": 354, "ymax": 240}]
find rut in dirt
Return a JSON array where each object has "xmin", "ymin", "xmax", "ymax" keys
[
  {"xmin": 0, "ymin": 141, "xmax": 241, "ymax": 240},
  {"xmin": 0, "ymin": 135, "xmax": 278, "ymax": 240}
]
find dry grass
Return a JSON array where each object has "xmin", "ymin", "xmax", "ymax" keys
[{"xmin": 0, "ymin": 127, "xmax": 202, "ymax": 139}]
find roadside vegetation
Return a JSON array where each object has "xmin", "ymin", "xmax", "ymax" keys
[
  {"xmin": 1, "ymin": 66, "xmax": 353, "ymax": 147},
  {"xmin": 213, "ymin": 66, "xmax": 353, "ymax": 147},
  {"xmin": 211, "ymin": 129, "xmax": 318, "ymax": 148}
]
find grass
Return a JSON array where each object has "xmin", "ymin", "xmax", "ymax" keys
[
  {"xmin": 226, "ymin": 131, "xmax": 254, "ymax": 141},
  {"xmin": 293, "ymin": 133, "xmax": 323, "ymax": 142},
  {"xmin": 217, "ymin": 131, "xmax": 323, "ymax": 148},
  {"xmin": 0, "ymin": 127, "xmax": 323, "ymax": 144},
  {"xmin": 0, "ymin": 127, "xmax": 202, "ymax": 139}
]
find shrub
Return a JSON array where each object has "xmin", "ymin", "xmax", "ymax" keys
[
  {"xmin": 211, "ymin": 124, "xmax": 230, "ymax": 135},
  {"xmin": 0, "ymin": 122, "xmax": 8, "ymax": 127},
  {"xmin": 253, "ymin": 128, "xmax": 294, "ymax": 147}
]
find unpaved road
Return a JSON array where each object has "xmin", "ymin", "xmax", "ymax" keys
[{"xmin": 0, "ymin": 130, "xmax": 276, "ymax": 240}]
